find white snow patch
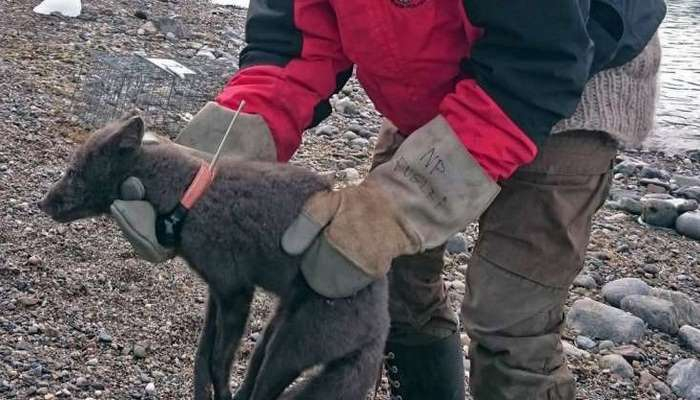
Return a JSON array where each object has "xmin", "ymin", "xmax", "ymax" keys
[{"xmin": 33, "ymin": 0, "xmax": 81, "ymax": 17}]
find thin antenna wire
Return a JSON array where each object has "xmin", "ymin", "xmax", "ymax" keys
[{"xmin": 210, "ymin": 100, "xmax": 246, "ymax": 169}]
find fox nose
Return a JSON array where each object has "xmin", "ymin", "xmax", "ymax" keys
[
  {"xmin": 37, "ymin": 198, "xmax": 49, "ymax": 213},
  {"xmin": 37, "ymin": 194, "xmax": 61, "ymax": 214}
]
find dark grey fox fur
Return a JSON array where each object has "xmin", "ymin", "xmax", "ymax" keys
[{"xmin": 39, "ymin": 114, "xmax": 390, "ymax": 400}]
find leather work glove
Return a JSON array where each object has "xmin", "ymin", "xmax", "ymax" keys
[
  {"xmin": 282, "ymin": 116, "xmax": 500, "ymax": 298},
  {"xmin": 109, "ymin": 102, "xmax": 277, "ymax": 263}
]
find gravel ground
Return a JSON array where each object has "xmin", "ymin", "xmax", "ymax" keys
[{"xmin": 1, "ymin": 2, "xmax": 699, "ymax": 399}]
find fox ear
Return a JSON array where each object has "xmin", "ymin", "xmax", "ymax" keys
[{"xmin": 111, "ymin": 116, "xmax": 145, "ymax": 154}]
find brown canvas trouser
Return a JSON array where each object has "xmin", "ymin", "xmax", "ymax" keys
[{"xmin": 372, "ymin": 120, "xmax": 617, "ymax": 399}]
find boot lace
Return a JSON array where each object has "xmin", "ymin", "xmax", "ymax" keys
[{"xmin": 373, "ymin": 351, "xmax": 403, "ymax": 400}]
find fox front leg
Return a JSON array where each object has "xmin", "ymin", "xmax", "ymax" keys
[
  {"xmin": 194, "ymin": 295, "xmax": 218, "ymax": 400},
  {"xmin": 210, "ymin": 290, "xmax": 254, "ymax": 400}
]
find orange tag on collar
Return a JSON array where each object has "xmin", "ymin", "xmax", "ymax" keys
[{"xmin": 181, "ymin": 163, "xmax": 215, "ymax": 209}]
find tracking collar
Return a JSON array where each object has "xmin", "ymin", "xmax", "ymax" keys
[
  {"xmin": 154, "ymin": 100, "xmax": 247, "ymax": 248},
  {"xmin": 155, "ymin": 162, "xmax": 215, "ymax": 247}
]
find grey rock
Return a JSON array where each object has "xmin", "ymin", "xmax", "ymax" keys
[
  {"xmin": 620, "ymin": 198, "xmax": 643, "ymax": 214},
  {"xmin": 0, "ymin": 381, "xmax": 12, "ymax": 393},
  {"xmin": 640, "ymin": 178, "xmax": 672, "ymax": 190},
  {"xmin": 133, "ymin": 343, "xmax": 147, "ymax": 359},
  {"xmin": 678, "ymin": 199, "xmax": 700, "ymax": 213},
  {"xmin": 589, "ymin": 251, "xmax": 611, "ymax": 261},
  {"xmin": 347, "ymin": 124, "xmax": 373, "ymax": 138},
  {"xmin": 640, "ymin": 194, "xmax": 697, "ymax": 226},
  {"xmin": 195, "ymin": 49, "xmax": 216, "ymax": 60},
  {"xmin": 654, "ymin": 381, "xmax": 674, "ymax": 397},
  {"xmin": 97, "ymin": 330, "xmax": 112, "ymax": 343},
  {"xmin": 139, "ymin": 21, "xmax": 158, "ymax": 35},
  {"xmin": 611, "ymin": 344, "xmax": 645, "ymax": 361},
  {"xmin": 667, "ymin": 359, "xmax": 700, "ymax": 400},
  {"xmin": 342, "ymin": 131, "xmax": 359, "ymax": 141},
  {"xmin": 335, "ymin": 98, "xmax": 357, "ymax": 115},
  {"xmin": 640, "ymin": 370, "xmax": 673, "ymax": 396},
  {"xmin": 609, "ymin": 189, "xmax": 640, "ymax": 202},
  {"xmin": 650, "ymin": 288, "xmax": 700, "ymax": 327},
  {"xmin": 314, "ymin": 125, "xmax": 338, "ymax": 136},
  {"xmin": 350, "ymin": 137, "xmax": 369, "ymax": 148},
  {"xmin": 598, "ymin": 340, "xmax": 615, "ymax": 351},
  {"xmin": 566, "ymin": 298, "xmax": 646, "ymax": 343},
  {"xmin": 27, "ymin": 255, "xmax": 42, "ymax": 266},
  {"xmin": 599, "ymin": 354, "xmax": 634, "ymax": 379},
  {"xmin": 677, "ymin": 211, "xmax": 700, "ymax": 240},
  {"xmin": 15, "ymin": 340, "xmax": 31, "ymax": 351},
  {"xmin": 165, "ymin": 32, "xmax": 177, "ymax": 41},
  {"xmin": 642, "ymin": 264, "xmax": 660, "ymax": 275},
  {"xmin": 75, "ymin": 377, "xmax": 89, "ymax": 387},
  {"xmin": 448, "ymin": 280, "xmax": 465, "ymax": 292},
  {"xmin": 575, "ymin": 335, "xmax": 597, "ymax": 350},
  {"xmin": 641, "ymin": 195, "xmax": 698, "ymax": 228},
  {"xmin": 145, "ymin": 382, "xmax": 156, "ymax": 395},
  {"xmin": 620, "ymin": 295, "xmax": 679, "ymax": 335},
  {"xmin": 640, "ymin": 166, "xmax": 671, "ymax": 180},
  {"xmin": 573, "ymin": 274, "xmax": 598, "ymax": 289},
  {"xmin": 562, "ymin": 341, "xmax": 590, "ymax": 359},
  {"xmin": 601, "ymin": 278, "xmax": 651, "ymax": 307},
  {"xmin": 647, "ymin": 183, "xmax": 670, "ymax": 194},
  {"xmin": 446, "ymin": 233, "xmax": 468, "ymax": 254},
  {"xmin": 673, "ymin": 174, "xmax": 700, "ymax": 188},
  {"xmin": 155, "ymin": 16, "xmax": 190, "ymax": 39},
  {"xmin": 687, "ymin": 150, "xmax": 700, "ymax": 162},
  {"xmin": 680, "ymin": 325, "xmax": 700, "ymax": 353},
  {"xmin": 213, "ymin": 49, "xmax": 235, "ymax": 60},
  {"xmin": 613, "ymin": 160, "xmax": 647, "ymax": 177},
  {"xmin": 29, "ymin": 363, "xmax": 42, "ymax": 377},
  {"xmin": 339, "ymin": 168, "xmax": 360, "ymax": 182},
  {"xmin": 134, "ymin": 10, "xmax": 148, "ymax": 20},
  {"xmin": 19, "ymin": 296, "xmax": 39, "ymax": 307},
  {"xmin": 675, "ymin": 186, "xmax": 700, "ymax": 203},
  {"xmin": 608, "ymin": 196, "xmax": 643, "ymax": 215}
]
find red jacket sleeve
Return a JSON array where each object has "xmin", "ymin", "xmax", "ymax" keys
[
  {"xmin": 440, "ymin": 0, "xmax": 595, "ymax": 180},
  {"xmin": 216, "ymin": 0, "xmax": 353, "ymax": 162},
  {"xmin": 440, "ymin": 79, "xmax": 538, "ymax": 181}
]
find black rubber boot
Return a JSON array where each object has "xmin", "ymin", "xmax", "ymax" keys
[{"xmin": 384, "ymin": 333, "xmax": 466, "ymax": 400}]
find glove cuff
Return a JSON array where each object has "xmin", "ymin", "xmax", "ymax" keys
[
  {"xmin": 176, "ymin": 101, "xmax": 277, "ymax": 162},
  {"xmin": 300, "ymin": 236, "xmax": 375, "ymax": 298},
  {"xmin": 110, "ymin": 200, "xmax": 175, "ymax": 263},
  {"xmin": 369, "ymin": 115, "xmax": 501, "ymax": 250}
]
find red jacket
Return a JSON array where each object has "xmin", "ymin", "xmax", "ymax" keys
[{"xmin": 216, "ymin": 0, "xmax": 664, "ymax": 180}]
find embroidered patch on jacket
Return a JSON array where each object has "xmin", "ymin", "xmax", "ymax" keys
[{"xmin": 391, "ymin": 0, "xmax": 426, "ymax": 8}]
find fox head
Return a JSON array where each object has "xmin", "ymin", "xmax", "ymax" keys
[{"xmin": 39, "ymin": 113, "xmax": 145, "ymax": 222}]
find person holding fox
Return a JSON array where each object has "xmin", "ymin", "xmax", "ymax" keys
[{"xmin": 111, "ymin": 0, "xmax": 665, "ymax": 399}]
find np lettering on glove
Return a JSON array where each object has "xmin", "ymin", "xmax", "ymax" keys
[{"xmin": 282, "ymin": 116, "xmax": 500, "ymax": 298}]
